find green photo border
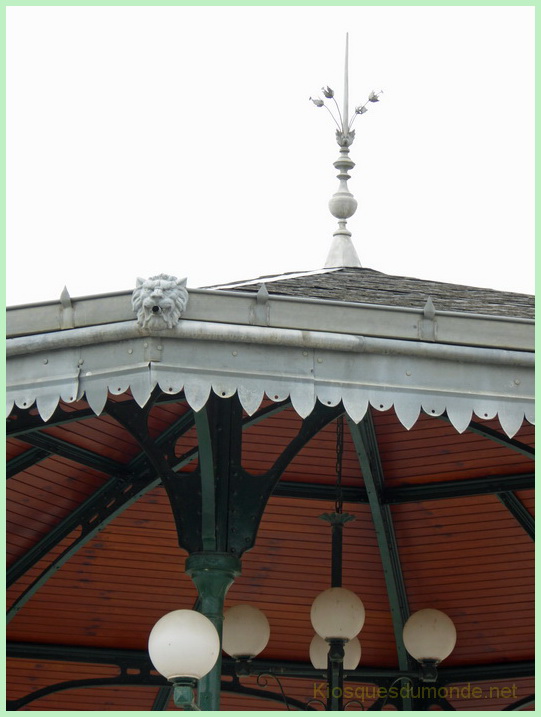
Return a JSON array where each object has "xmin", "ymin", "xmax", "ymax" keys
[{"xmin": 3, "ymin": 3, "xmax": 537, "ymax": 716}]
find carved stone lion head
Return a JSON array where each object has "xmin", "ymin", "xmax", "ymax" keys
[{"xmin": 132, "ymin": 274, "xmax": 189, "ymax": 330}]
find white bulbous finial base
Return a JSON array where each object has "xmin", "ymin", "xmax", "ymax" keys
[
  {"xmin": 325, "ymin": 231, "xmax": 362, "ymax": 268},
  {"xmin": 325, "ymin": 141, "xmax": 361, "ymax": 268}
]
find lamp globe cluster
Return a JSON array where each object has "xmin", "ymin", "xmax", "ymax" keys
[
  {"xmin": 148, "ymin": 602, "xmax": 457, "ymax": 704},
  {"xmin": 309, "ymin": 587, "xmax": 365, "ymax": 670},
  {"xmin": 148, "ymin": 604, "xmax": 271, "ymax": 686}
]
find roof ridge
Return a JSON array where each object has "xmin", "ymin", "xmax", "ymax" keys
[{"xmin": 204, "ymin": 267, "xmax": 342, "ymax": 290}]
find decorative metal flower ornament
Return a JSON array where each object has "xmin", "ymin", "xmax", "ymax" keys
[{"xmin": 310, "ymin": 86, "xmax": 383, "ymax": 147}]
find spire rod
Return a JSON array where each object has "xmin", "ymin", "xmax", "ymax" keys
[
  {"xmin": 342, "ymin": 33, "xmax": 349, "ymax": 136},
  {"xmin": 309, "ymin": 35, "xmax": 382, "ymax": 268}
]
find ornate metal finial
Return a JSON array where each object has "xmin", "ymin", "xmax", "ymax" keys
[{"xmin": 310, "ymin": 33, "xmax": 382, "ymax": 268}]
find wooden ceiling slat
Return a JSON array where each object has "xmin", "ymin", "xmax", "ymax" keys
[
  {"xmin": 404, "ymin": 580, "xmax": 533, "ymax": 598},
  {"xmin": 401, "ymin": 564, "xmax": 532, "ymax": 582},
  {"xmin": 406, "ymin": 594, "xmax": 533, "ymax": 613},
  {"xmin": 376, "ymin": 425, "xmax": 534, "ymax": 454},
  {"xmin": 448, "ymin": 639, "xmax": 534, "ymax": 657},
  {"xmin": 7, "ymin": 486, "xmax": 92, "ymax": 520},
  {"xmin": 8, "ymin": 468, "xmax": 95, "ymax": 504},
  {"xmin": 381, "ymin": 441, "xmax": 532, "ymax": 467},
  {"xmin": 381, "ymin": 460, "xmax": 532, "ymax": 484},
  {"xmin": 27, "ymin": 565, "xmax": 387, "ymax": 596},
  {"xmin": 8, "ymin": 462, "xmax": 106, "ymax": 496},
  {"xmin": 6, "ymin": 539, "xmax": 35, "ymax": 558},
  {"xmin": 7, "ymin": 438, "xmax": 37, "ymax": 461},
  {"xmin": 392, "ymin": 555, "xmax": 534, "ymax": 574},
  {"xmin": 393, "ymin": 492, "xmax": 530, "ymax": 512},
  {"xmin": 445, "ymin": 625, "xmax": 533, "ymax": 641},
  {"xmin": 39, "ymin": 422, "xmax": 138, "ymax": 458},
  {"xmin": 7, "ymin": 659, "xmax": 120, "ymax": 678},
  {"xmin": 394, "ymin": 532, "xmax": 531, "ymax": 552},
  {"xmin": 7, "ymin": 516, "xmax": 58, "ymax": 540},
  {"xmin": 398, "ymin": 538, "xmax": 531, "ymax": 557},
  {"xmin": 391, "ymin": 501, "xmax": 527, "ymax": 521},
  {"xmin": 392, "ymin": 529, "xmax": 532, "ymax": 566}
]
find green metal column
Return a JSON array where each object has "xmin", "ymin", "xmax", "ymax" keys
[
  {"xmin": 347, "ymin": 413, "xmax": 413, "ymax": 710},
  {"xmin": 186, "ymin": 552, "xmax": 241, "ymax": 711}
]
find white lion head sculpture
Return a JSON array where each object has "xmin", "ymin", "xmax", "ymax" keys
[{"xmin": 132, "ymin": 274, "xmax": 189, "ymax": 330}]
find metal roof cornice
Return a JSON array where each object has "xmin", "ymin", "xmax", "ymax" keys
[
  {"xmin": 6, "ymin": 285, "xmax": 534, "ymax": 351},
  {"xmin": 6, "ymin": 288, "xmax": 534, "ymax": 438}
]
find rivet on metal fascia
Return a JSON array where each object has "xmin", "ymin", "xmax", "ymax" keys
[{"xmin": 310, "ymin": 33, "xmax": 382, "ymax": 269}]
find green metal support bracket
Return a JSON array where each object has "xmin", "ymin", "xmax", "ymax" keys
[
  {"xmin": 193, "ymin": 409, "xmax": 217, "ymax": 551},
  {"xmin": 7, "ymin": 640, "xmax": 535, "ymax": 682},
  {"xmin": 497, "ymin": 491, "xmax": 534, "ymax": 540},
  {"xmin": 7, "ymin": 398, "xmax": 294, "ymax": 617},
  {"xmin": 7, "ymin": 405, "xmax": 96, "ymax": 437},
  {"xmin": 7, "ymin": 447, "xmax": 51, "ymax": 478},
  {"xmin": 384, "ymin": 472, "xmax": 534, "ymax": 504},
  {"xmin": 18, "ymin": 431, "xmax": 127, "ymax": 476},
  {"xmin": 464, "ymin": 419, "xmax": 534, "ymax": 459}
]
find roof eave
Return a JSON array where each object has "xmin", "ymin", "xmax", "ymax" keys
[{"xmin": 6, "ymin": 286, "xmax": 534, "ymax": 352}]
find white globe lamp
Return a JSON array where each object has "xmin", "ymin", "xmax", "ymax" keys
[
  {"xmin": 222, "ymin": 604, "xmax": 270, "ymax": 659},
  {"xmin": 148, "ymin": 609, "xmax": 220, "ymax": 681},
  {"xmin": 310, "ymin": 587, "xmax": 365, "ymax": 640},
  {"xmin": 402, "ymin": 608, "xmax": 457, "ymax": 664}
]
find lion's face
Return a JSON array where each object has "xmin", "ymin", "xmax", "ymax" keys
[{"xmin": 132, "ymin": 274, "xmax": 188, "ymax": 330}]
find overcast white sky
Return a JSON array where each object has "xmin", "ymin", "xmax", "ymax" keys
[{"xmin": 7, "ymin": 5, "xmax": 535, "ymax": 306}]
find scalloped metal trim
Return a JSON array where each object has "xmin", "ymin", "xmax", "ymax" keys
[{"xmin": 6, "ymin": 334, "xmax": 534, "ymax": 437}]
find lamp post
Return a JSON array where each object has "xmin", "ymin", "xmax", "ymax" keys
[
  {"xmin": 147, "ymin": 413, "xmax": 457, "ymax": 711},
  {"xmin": 185, "ymin": 552, "xmax": 241, "ymax": 710},
  {"xmin": 307, "ymin": 417, "xmax": 366, "ymax": 709}
]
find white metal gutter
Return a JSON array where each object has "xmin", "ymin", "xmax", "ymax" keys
[{"xmin": 6, "ymin": 287, "xmax": 534, "ymax": 351}]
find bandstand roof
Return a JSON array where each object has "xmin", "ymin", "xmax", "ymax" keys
[
  {"xmin": 6, "ymin": 265, "xmax": 534, "ymax": 711},
  {"xmin": 214, "ymin": 266, "xmax": 535, "ymax": 319}
]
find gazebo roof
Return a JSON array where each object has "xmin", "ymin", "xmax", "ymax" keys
[
  {"xmin": 6, "ymin": 266, "xmax": 534, "ymax": 711},
  {"xmin": 214, "ymin": 266, "xmax": 535, "ymax": 318}
]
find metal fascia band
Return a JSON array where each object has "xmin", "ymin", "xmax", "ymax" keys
[{"xmin": 6, "ymin": 319, "xmax": 535, "ymax": 368}]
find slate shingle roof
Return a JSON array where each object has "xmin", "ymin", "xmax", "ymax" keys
[{"xmin": 220, "ymin": 267, "xmax": 534, "ymax": 319}]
